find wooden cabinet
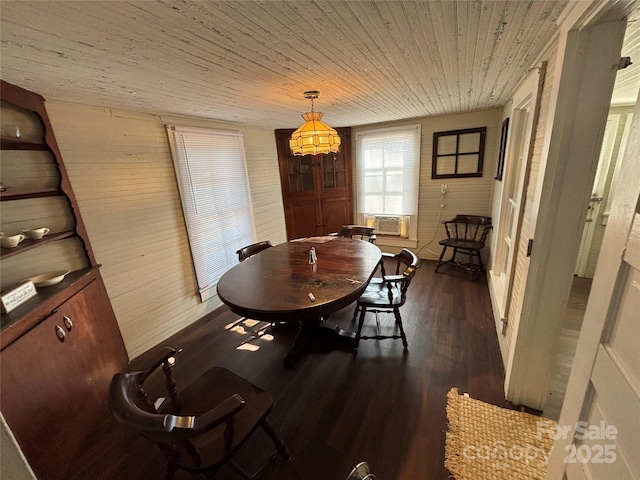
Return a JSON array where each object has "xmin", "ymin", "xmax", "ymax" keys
[
  {"xmin": 0, "ymin": 81, "xmax": 127, "ymax": 479},
  {"xmin": 1, "ymin": 275, "xmax": 126, "ymax": 479},
  {"xmin": 275, "ymin": 128, "xmax": 353, "ymax": 239}
]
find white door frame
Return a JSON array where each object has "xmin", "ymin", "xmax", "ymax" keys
[
  {"xmin": 575, "ymin": 114, "xmax": 620, "ymax": 277},
  {"xmin": 506, "ymin": 13, "xmax": 628, "ymax": 408},
  {"xmin": 545, "ymin": 83, "xmax": 640, "ymax": 480}
]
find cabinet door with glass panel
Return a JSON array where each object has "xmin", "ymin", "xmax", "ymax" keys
[{"xmin": 275, "ymin": 127, "xmax": 352, "ymax": 239}]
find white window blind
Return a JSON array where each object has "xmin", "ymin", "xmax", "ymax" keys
[
  {"xmin": 356, "ymin": 125, "xmax": 421, "ymax": 216},
  {"xmin": 167, "ymin": 125, "xmax": 255, "ymax": 302}
]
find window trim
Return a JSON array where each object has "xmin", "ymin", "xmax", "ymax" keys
[
  {"xmin": 166, "ymin": 125, "xmax": 256, "ymax": 302},
  {"xmin": 355, "ymin": 124, "xmax": 421, "ymax": 242}
]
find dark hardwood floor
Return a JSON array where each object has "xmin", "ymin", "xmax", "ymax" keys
[{"xmin": 68, "ymin": 259, "xmax": 509, "ymax": 480}]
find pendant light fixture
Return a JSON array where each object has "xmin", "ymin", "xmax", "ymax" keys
[{"xmin": 289, "ymin": 91, "xmax": 341, "ymax": 156}]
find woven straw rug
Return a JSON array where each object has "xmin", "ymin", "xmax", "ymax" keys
[{"xmin": 445, "ymin": 388, "xmax": 558, "ymax": 480}]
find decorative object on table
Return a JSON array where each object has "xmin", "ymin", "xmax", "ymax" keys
[
  {"xmin": 22, "ymin": 227, "xmax": 50, "ymax": 240},
  {"xmin": 1, "ymin": 281, "xmax": 37, "ymax": 314},
  {"xmin": 346, "ymin": 462, "xmax": 377, "ymax": 480},
  {"xmin": 445, "ymin": 388, "xmax": 557, "ymax": 480},
  {"xmin": 26, "ymin": 270, "xmax": 70, "ymax": 288},
  {"xmin": 289, "ymin": 90, "xmax": 341, "ymax": 156},
  {"xmin": 0, "ymin": 181, "xmax": 9, "ymax": 192},
  {"xmin": 1, "ymin": 233, "xmax": 26, "ymax": 248}
]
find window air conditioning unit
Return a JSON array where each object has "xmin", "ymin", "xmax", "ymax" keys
[{"xmin": 374, "ymin": 215, "xmax": 402, "ymax": 235}]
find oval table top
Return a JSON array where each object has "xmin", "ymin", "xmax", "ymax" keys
[{"xmin": 217, "ymin": 236, "xmax": 382, "ymax": 322}]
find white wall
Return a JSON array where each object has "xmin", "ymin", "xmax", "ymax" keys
[
  {"xmin": 352, "ymin": 108, "xmax": 502, "ymax": 259},
  {"xmin": 46, "ymin": 100, "xmax": 501, "ymax": 359},
  {"xmin": 1, "ymin": 414, "xmax": 36, "ymax": 480},
  {"xmin": 46, "ymin": 102, "xmax": 287, "ymax": 359}
]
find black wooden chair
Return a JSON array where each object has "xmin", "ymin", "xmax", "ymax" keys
[
  {"xmin": 236, "ymin": 240, "xmax": 272, "ymax": 262},
  {"xmin": 353, "ymin": 248, "xmax": 420, "ymax": 349},
  {"xmin": 336, "ymin": 225, "xmax": 377, "ymax": 243},
  {"xmin": 108, "ymin": 347, "xmax": 290, "ymax": 480},
  {"xmin": 434, "ymin": 215, "xmax": 492, "ymax": 281}
]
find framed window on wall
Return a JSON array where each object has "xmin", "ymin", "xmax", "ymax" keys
[
  {"xmin": 432, "ymin": 127, "xmax": 486, "ymax": 179},
  {"xmin": 167, "ymin": 125, "xmax": 255, "ymax": 302}
]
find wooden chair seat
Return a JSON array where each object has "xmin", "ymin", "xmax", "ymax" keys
[
  {"xmin": 156, "ymin": 367, "xmax": 273, "ymax": 471},
  {"xmin": 357, "ymin": 280, "xmax": 405, "ymax": 307},
  {"xmin": 109, "ymin": 347, "xmax": 290, "ymax": 479}
]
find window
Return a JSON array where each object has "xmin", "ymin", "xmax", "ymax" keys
[
  {"xmin": 356, "ymin": 125, "xmax": 421, "ymax": 238},
  {"xmin": 432, "ymin": 127, "xmax": 486, "ymax": 178},
  {"xmin": 167, "ymin": 125, "xmax": 255, "ymax": 301}
]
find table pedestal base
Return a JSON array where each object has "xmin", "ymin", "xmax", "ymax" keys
[{"xmin": 283, "ymin": 318, "xmax": 356, "ymax": 368}]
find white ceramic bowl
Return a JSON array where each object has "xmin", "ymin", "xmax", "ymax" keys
[
  {"xmin": 22, "ymin": 227, "xmax": 50, "ymax": 240},
  {"xmin": 27, "ymin": 270, "xmax": 70, "ymax": 288},
  {"xmin": 1, "ymin": 234, "xmax": 26, "ymax": 248}
]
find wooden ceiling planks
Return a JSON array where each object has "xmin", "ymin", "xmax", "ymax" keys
[{"xmin": 1, "ymin": 0, "xmax": 608, "ymax": 129}]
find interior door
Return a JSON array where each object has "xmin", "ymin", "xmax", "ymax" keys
[
  {"xmin": 575, "ymin": 114, "xmax": 620, "ymax": 276},
  {"xmin": 545, "ymin": 97, "xmax": 640, "ymax": 479}
]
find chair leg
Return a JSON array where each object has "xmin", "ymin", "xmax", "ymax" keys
[
  {"xmin": 165, "ymin": 462, "xmax": 177, "ymax": 480},
  {"xmin": 355, "ymin": 306, "xmax": 367, "ymax": 348},
  {"xmin": 435, "ymin": 246, "xmax": 448, "ymax": 272},
  {"xmin": 261, "ymin": 419, "xmax": 291, "ymax": 462},
  {"xmin": 468, "ymin": 250, "xmax": 474, "ymax": 281},
  {"xmin": 393, "ymin": 308, "xmax": 408, "ymax": 348},
  {"xmin": 352, "ymin": 303, "xmax": 360, "ymax": 323}
]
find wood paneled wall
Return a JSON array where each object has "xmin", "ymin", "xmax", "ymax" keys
[
  {"xmin": 352, "ymin": 108, "xmax": 501, "ymax": 259},
  {"xmin": 46, "ymin": 100, "xmax": 499, "ymax": 358},
  {"xmin": 45, "ymin": 102, "xmax": 286, "ymax": 358}
]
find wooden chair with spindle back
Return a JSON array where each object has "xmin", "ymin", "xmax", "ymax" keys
[
  {"xmin": 352, "ymin": 248, "xmax": 421, "ymax": 349},
  {"xmin": 108, "ymin": 347, "xmax": 290, "ymax": 479},
  {"xmin": 434, "ymin": 215, "xmax": 492, "ymax": 281}
]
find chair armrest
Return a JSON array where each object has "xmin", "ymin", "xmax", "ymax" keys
[
  {"xmin": 135, "ymin": 346, "xmax": 178, "ymax": 383},
  {"xmin": 193, "ymin": 393, "xmax": 246, "ymax": 433},
  {"xmin": 161, "ymin": 393, "xmax": 245, "ymax": 436}
]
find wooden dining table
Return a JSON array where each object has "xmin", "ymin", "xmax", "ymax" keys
[{"xmin": 217, "ymin": 236, "xmax": 382, "ymax": 366}]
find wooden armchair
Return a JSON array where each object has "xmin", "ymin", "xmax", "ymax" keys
[
  {"xmin": 352, "ymin": 248, "xmax": 421, "ymax": 348},
  {"xmin": 336, "ymin": 225, "xmax": 377, "ymax": 243},
  {"xmin": 236, "ymin": 240, "xmax": 272, "ymax": 262},
  {"xmin": 108, "ymin": 347, "xmax": 290, "ymax": 479},
  {"xmin": 434, "ymin": 215, "xmax": 492, "ymax": 281}
]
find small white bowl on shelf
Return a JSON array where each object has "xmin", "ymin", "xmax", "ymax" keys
[
  {"xmin": 1, "ymin": 233, "xmax": 26, "ymax": 248},
  {"xmin": 22, "ymin": 227, "xmax": 50, "ymax": 240},
  {"xmin": 26, "ymin": 270, "xmax": 70, "ymax": 288}
]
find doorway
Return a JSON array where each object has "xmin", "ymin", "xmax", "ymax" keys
[{"xmin": 544, "ymin": 16, "xmax": 639, "ymax": 420}]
